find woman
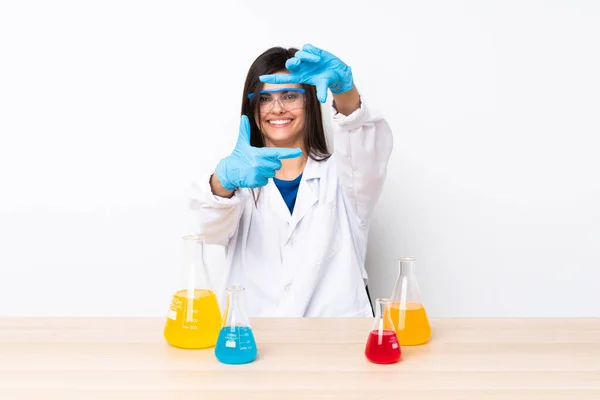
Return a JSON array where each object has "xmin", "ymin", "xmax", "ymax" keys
[{"xmin": 190, "ymin": 44, "xmax": 393, "ymax": 317}]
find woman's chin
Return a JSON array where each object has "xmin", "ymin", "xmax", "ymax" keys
[{"xmin": 264, "ymin": 132, "xmax": 300, "ymax": 147}]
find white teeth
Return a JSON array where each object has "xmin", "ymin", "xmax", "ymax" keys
[{"xmin": 270, "ymin": 119, "xmax": 291, "ymax": 125}]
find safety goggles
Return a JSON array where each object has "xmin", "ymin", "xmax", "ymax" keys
[{"xmin": 248, "ymin": 88, "xmax": 306, "ymax": 113}]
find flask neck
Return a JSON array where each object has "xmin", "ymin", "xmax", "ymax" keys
[
  {"xmin": 227, "ymin": 288, "xmax": 241, "ymax": 311},
  {"xmin": 399, "ymin": 258, "xmax": 417, "ymax": 277},
  {"xmin": 181, "ymin": 235, "xmax": 212, "ymax": 292},
  {"xmin": 373, "ymin": 298, "xmax": 394, "ymax": 331},
  {"xmin": 224, "ymin": 286, "xmax": 248, "ymax": 327},
  {"xmin": 375, "ymin": 299, "xmax": 387, "ymax": 319},
  {"xmin": 184, "ymin": 236, "xmax": 205, "ymax": 265}
]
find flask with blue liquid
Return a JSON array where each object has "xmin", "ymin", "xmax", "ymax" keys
[{"xmin": 215, "ymin": 286, "xmax": 258, "ymax": 364}]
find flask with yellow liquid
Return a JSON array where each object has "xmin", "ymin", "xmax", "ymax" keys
[
  {"xmin": 390, "ymin": 257, "xmax": 431, "ymax": 345},
  {"xmin": 164, "ymin": 235, "xmax": 222, "ymax": 349}
]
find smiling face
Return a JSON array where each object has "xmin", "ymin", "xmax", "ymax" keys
[
  {"xmin": 240, "ymin": 47, "xmax": 330, "ymax": 164},
  {"xmin": 255, "ymin": 77, "xmax": 306, "ymax": 149}
]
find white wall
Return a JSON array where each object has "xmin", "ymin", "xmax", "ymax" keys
[{"xmin": 1, "ymin": 0, "xmax": 598, "ymax": 317}]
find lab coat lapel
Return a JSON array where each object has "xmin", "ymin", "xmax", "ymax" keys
[
  {"xmin": 265, "ymin": 179, "xmax": 291, "ymax": 223},
  {"xmin": 287, "ymin": 157, "xmax": 322, "ymax": 239}
]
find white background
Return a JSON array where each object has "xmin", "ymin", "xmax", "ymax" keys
[{"xmin": 1, "ymin": 1, "xmax": 598, "ymax": 317}]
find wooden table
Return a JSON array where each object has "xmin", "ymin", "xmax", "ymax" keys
[{"xmin": 1, "ymin": 318, "xmax": 599, "ymax": 399}]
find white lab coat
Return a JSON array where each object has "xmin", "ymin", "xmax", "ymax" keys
[{"xmin": 189, "ymin": 98, "xmax": 393, "ymax": 317}]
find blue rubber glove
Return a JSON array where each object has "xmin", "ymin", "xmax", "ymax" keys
[
  {"xmin": 259, "ymin": 43, "xmax": 354, "ymax": 103},
  {"xmin": 215, "ymin": 115, "xmax": 303, "ymax": 191}
]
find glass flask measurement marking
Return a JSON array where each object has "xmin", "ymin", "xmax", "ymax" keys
[
  {"xmin": 365, "ymin": 329, "xmax": 401, "ymax": 364},
  {"xmin": 164, "ymin": 289, "xmax": 221, "ymax": 349}
]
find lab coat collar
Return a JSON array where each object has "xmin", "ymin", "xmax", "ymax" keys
[{"xmin": 302, "ymin": 155, "xmax": 326, "ymax": 180}]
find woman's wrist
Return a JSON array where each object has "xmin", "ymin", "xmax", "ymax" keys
[
  {"xmin": 332, "ymin": 85, "xmax": 361, "ymax": 116},
  {"xmin": 209, "ymin": 173, "xmax": 235, "ymax": 198}
]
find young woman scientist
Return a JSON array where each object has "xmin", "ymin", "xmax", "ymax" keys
[{"xmin": 190, "ymin": 44, "xmax": 393, "ymax": 317}]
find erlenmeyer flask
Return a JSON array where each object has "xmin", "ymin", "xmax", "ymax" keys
[
  {"xmin": 364, "ymin": 298, "xmax": 401, "ymax": 364},
  {"xmin": 215, "ymin": 286, "xmax": 258, "ymax": 364},
  {"xmin": 390, "ymin": 257, "xmax": 431, "ymax": 345},
  {"xmin": 163, "ymin": 235, "xmax": 222, "ymax": 349}
]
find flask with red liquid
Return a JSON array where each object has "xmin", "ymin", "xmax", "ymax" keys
[{"xmin": 364, "ymin": 298, "xmax": 401, "ymax": 364}]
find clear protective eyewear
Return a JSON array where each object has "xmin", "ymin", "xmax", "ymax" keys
[{"xmin": 248, "ymin": 88, "xmax": 306, "ymax": 113}]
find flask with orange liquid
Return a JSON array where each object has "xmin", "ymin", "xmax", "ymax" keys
[
  {"xmin": 164, "ymin": 235, "xmax": 222, "ymax": 349},
  {"xmin": 390, "ymin": 257, "xmax": 431, "ymax": 345}
]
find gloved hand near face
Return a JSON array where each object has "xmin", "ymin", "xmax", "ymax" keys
[
  {"xmin": 259, "ymin": 43, "xmax": 354, "ymax": 103},
  {"xmin": 215, "ymin": 115, "xmax": 303, "ymax": 192}
]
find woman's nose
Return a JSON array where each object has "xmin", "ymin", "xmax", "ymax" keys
[{"xmin": 271, "ymin": 98, "xmax": 285, "ymax": 114}]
